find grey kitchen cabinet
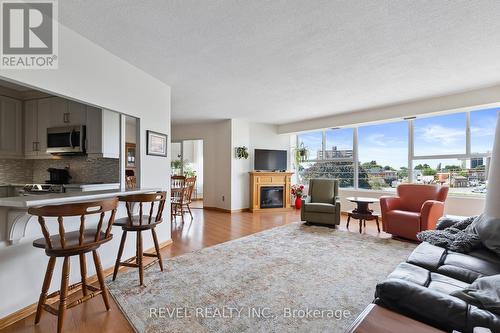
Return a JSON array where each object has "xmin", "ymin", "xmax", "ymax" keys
[
  {"xmin": 24, "ymin": 99, "xmax": 52, "ymax": 158},
  {"xmin": 86, "ymin": 107, "xmax": 120, "ymax": 158},
  {"xmin": 49, "ymin": 97, "xmax": 86, "ymax": 127},
  {"xmin": 0, "ymin": 96, "xmax": 23, "ymax": 157}
]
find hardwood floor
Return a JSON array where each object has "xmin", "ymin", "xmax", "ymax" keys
[{"xmin": 1, "ymin": 208, "xmax": 391, "ymax": 333}]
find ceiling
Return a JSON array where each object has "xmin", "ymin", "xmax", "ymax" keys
[{"xmin": 59, "ymin": 1, "xmax": 500, "ymax": 126}]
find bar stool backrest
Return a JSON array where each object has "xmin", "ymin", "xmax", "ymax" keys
[
  {"xmin": 118, "ymin": 191, "xmax": 167, "ymax": 225},
  {"xmin": 28, "ymin": 198, "xmax": 118, "ymax": 250}
]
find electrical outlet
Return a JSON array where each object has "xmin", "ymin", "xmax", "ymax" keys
[{"xmin": 222, "ymin": 195, "xmax": 225, "ymax": 201}]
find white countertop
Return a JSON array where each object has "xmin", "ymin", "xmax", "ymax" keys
[
  {"xmin": 63, "ymin": 183, "xmax": 120, "ymax": 188},
  {"xmin": 0, "ymin": 188, "xmax": 161, "ymax": 208}
]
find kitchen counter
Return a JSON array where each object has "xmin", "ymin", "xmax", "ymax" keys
[
  {"xmin": 63, "ymin": 183, "xmax": 120, "ymax": 192},
  {"xmin": 0, "ymin": 187, "xmax": 162, "ymax": 243},
  {"xmin": 0, "ymin": 187, "xmax": 159, "ymax": 208}
]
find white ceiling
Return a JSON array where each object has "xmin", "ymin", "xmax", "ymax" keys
[{"xmin": 59, "ymin": 1, "xmax": 500, "ymax": 126}]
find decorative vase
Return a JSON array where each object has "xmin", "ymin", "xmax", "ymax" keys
[{"xmin": 295, "ymin": 197, "xmax": 302, "ymax": 210}]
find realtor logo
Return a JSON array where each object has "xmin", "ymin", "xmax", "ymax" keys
[{"xmin": 1, "ymin": 0, "xmax": 58, "ymax": 69}]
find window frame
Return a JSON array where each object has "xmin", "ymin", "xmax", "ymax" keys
[{"xmin": 295, "ymin": 109, "xmax": 495, "ymax": 195}]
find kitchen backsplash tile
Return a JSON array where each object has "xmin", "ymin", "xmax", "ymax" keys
[
  {"xmin": 0, "ymin": 157, "xmax": 119, "ymax": 185},
  {"xmin": 0, "ymin": 159, "xmax": 34, "ymax": 184},
  {"xmin": 32, "ymin": 157, "xmax": 119, "ymax": 184}
]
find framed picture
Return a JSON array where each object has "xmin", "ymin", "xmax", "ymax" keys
[{"xmin": 146, "ymin": 130, "xmax": 168, "ymax": 157}]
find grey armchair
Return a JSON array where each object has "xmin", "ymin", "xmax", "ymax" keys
[{"xmin": 301, "ymin": 179, "xmax": 340, "ymax": 227}]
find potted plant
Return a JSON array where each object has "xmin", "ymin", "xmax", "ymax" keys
[
  {"xmin": 294, "ymin": 142, "xmax": 308, "ymax": 165},
  {"xmin": 235, "ymin": 146, "xmax": 249, "ymax": 159},
  {"xmin": 291, "ymin": 184, "xmax": 305, "ymax": 210}
]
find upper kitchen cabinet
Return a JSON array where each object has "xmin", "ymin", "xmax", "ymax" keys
[
  {"xmin": 24, "ymin": 97, "xmax": 89, "ymax": 158},
  {"xmin": 0, "ymin": 96, "xmax": 22, "ymax": 157},
  {"xmin": 86, "ymin": 107, "xmax": 120, "ymax": 159},
  {"xmin": 24, "ymin": 99, "xmax": 53, "ymax": 158},
  {"xmin": 49, "ymin": 97, "xmax": 86, "ymax": 127}
]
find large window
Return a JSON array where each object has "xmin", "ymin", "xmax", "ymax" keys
[
  {"xmin": 358, "ymin": 121, "xmax": 408, "ymax": 190},
  {"xmin": 297, "ymin": 132, "xmax": 322, "ymax": 161},
  {"xmin": 471, "ymin": 108, "xmax": 499, "ymax": 154},
  {"xmin": 412, "ymin": 158, "xmax": 487, "ymax": 196},
  {"xmin": 414, "ymin": 113, "xmax": 466, "ymax": 156},
  {"xmin": 297, "ymin": 128, "xmax": 354, "ymax": 188},
  {"xmin": 295, "ymin": 107, "xmax": 497, "ymax": 196}
]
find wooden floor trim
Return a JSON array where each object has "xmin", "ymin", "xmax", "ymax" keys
[
  {"xmin": 0, "ymin": 239, "xmax": 173, "ymax": 330},
  {"xmin": 203, "ymin": 206, "xmax": 250, "ymax": 213}
]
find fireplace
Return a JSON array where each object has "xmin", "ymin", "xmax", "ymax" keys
[{"xmin": 260, "ymin": 186, "xmax": 284, "ymax": 209}]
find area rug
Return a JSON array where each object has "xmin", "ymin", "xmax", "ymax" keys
[{"xmin": 107, "ymin": 223, "xmax": 416, "ymax": 333}]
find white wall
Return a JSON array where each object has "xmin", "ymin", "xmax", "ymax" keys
[
  {"xmin": 278, "ymin": 84, "xmax": 500, "ymax": 134},
  {"xmin": 231, "ymin": 121, "xmax": 292, "ymax": 210},
  {"xmin": 231, "ymin": 120, "xmax": 251, "ymax": 210},
  {"xmin": 0, "ymin": 23, "xmax": 171, "ymax": 318},
  {"xmin": 173, "ymin": 120, "xmax": 291, "ymax": 211},
  {"xmin": 171, "ymin": 120, "xmax": 232, "ymax": 210}
]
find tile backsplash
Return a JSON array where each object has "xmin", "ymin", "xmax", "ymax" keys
[
  {"xmin": 0, "ymin": 157, "xmax": 119, "ymax": 184},
  {"xmin": 0, "ymin": 159, "xmax": 33, "ymax": 184}
]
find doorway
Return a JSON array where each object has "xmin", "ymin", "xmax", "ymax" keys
[
  {"xmin": 124, "ymin": 115, "xmax": 139, "ymax": 189},
  {"xmin": 171, "ymin": 139, "xmax": 203, "ymax": 208}
]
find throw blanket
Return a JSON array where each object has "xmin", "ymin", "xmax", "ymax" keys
[{"xmin": 417, "ymin": 216, "xmax": 481, "ymax": 253}]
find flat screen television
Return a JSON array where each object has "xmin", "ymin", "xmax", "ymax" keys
[{"xmin": 254, "ymin": 149, "xmax": 287, "ymax": 171}]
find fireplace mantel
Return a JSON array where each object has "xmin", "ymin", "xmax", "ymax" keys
[{"xmin": 249, "ymin": 171, "xmax": 293, "ymax": 212}]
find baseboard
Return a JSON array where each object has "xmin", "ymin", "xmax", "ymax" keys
[
  {"xmin": 0, "ymin": 239, "xmax": 173, "ymax": 330},
  {"xmin": 203, "ymin": 206, "xmax": 231, "ymax": 213},
  {"xmin": 203, "ymin": 206, "xmax": 250, "ymax": 213}
]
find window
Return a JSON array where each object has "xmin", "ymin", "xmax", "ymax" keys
[
  {"xmin": 293, "ymin": 107, "xmax": 496, "ymax": 196},
  {"xmin": 324, "ymin": 128, "xmax": 354, "ymax": 187},
  {"xmin": 358, "ymin": 121, "xmax": 408, "ymax": 190},
  {"xmin": 412, "ymin": 158, "xmax": 487, "ymax": 196},
  {"xmin": 414, "ymin": 113, "xmax": 466, "ymax": 156},
  {"xmin": 471, "ymin": 108, "xmax": 499, "ymax": 154},
  {"xmin": 297, "ymin": 131, "xmax": 322, "ymax": 161},
  {"xmin": 296, "ymin": 128, "xmax": 354, "ymax": 188}
]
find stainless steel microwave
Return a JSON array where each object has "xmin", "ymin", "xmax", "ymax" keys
[{"xmin": 46, "ymin": 125, "xmax": 86, "ymax": 155}]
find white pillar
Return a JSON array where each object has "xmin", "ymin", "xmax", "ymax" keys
[{"xmin": 485, "ymin": 112, "xmax": 500, "ymax": 217}]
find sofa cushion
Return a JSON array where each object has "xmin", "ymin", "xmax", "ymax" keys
[
  {"xmin": 304, "ymin": 202, "xmax": 335, "ymax": 214},
  {"xmin": 387, "ymin": 262, "xmax": 430, "ymax": 286},
  {"xmin": 437, "ymin": 251, "xmax": 500, "ymax": 283},
  {"xmin": 375, "ymin": 278, "xmax": 469, "ymax": 332},
  {"xmin": 310, "ymin": 179, "xmax": 335, "ymax": 204},
  {"xmin": 428, "ymin": 272, "xmax": 470, "ymax": 295},
  {"xmin": 407, "ymin": 242, "xmax": 447, "ymax": 271},
  {"xmin": 375, "ymin": 240, "xmax": 500, "ymax": 332}
]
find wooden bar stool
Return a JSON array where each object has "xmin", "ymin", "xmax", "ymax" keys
[
  {"xmin": 28, "ymin": 198, "xmax": 118, "ymax": 333},
  {"xmin": 112, "ymin": 191, "xmax": 167, "ymax": 286}
]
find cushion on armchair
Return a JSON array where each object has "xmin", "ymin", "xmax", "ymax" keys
[
  {"xmin": 310, "ymin": 179, "xmax": 336, "ymax": 204},
  {"xmin": 304, "ymin": 203, "xmax": 335, "ymax": 214}
]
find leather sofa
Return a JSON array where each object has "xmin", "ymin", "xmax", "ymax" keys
[
  {"xmin": 375, "ymin": 220, "xmax": 500, "ymax": 332},
  {"xmin": 301, "ymin": 178, "xmax": 340, "ymax": 227},
  {"xmin": 380, "ymin": 184, "xmax": 449, "ymax": 241}
]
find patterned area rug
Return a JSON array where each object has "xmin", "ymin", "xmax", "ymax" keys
[{"xmin": 107, "ymin": 223, "xmax": 416, "ymax": 333}]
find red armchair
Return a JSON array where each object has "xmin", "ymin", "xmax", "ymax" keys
[{"xmin": 380, "ymin": 184, "xmax": 449, "ymax": 241}]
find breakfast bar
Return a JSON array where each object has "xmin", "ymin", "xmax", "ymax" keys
[{"xmin": 0, "ymin": 188, "xmax": 160, "ymax": 244}]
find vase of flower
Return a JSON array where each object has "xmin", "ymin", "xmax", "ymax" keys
[{"xmin": 291, "ymin": 184, "xmax": 305, "ymax": 210}]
